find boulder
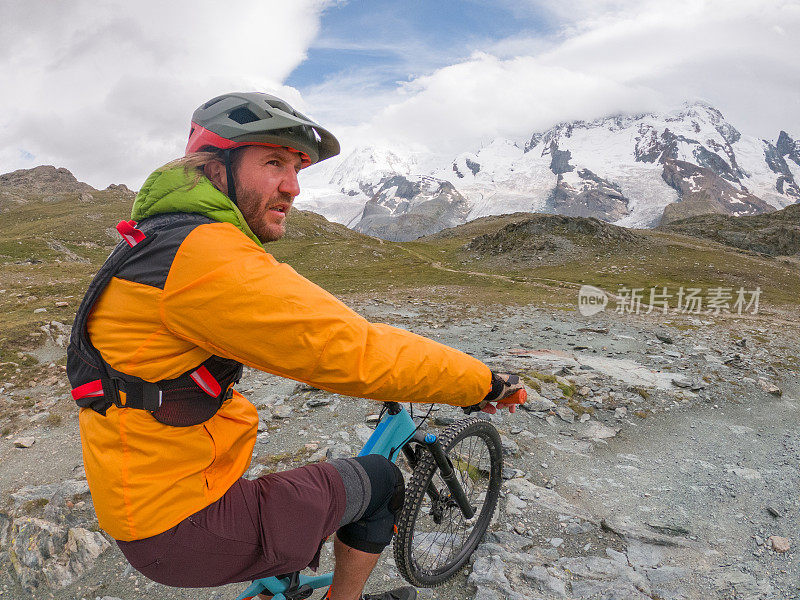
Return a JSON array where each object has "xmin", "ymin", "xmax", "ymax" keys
[{"xmin": 8, "ymin": 517, "xmax": 110, "ymax": 592}]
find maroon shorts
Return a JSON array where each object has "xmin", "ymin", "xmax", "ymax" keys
[{"xmin": 117, "ymin": 462, "xmax": 346, "ymax": 588}]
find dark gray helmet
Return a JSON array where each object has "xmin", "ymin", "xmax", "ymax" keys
[{"xmin": 186, "ymin": 91, "xmax": 340, "ymax": 166}]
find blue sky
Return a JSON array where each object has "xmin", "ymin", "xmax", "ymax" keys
[
  {"xmin": 291, "ymin": 0, "xmax": 799, "ymax": 158},
  {"xmin": 287, "ymin": 1, "xmax": 552, "ymax": 92}
]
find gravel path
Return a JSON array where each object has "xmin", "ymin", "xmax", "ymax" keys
[{"xmin": 1, "ymin": 300, "xmax": 797, "ymax": 600}]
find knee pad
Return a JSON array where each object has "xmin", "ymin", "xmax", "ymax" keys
[
  {"xmin": 333, "ymin": 455, "xmax": 405, "ymax": 554},
  {"xmin": 388, "ymin": 463, "xmax": 405, "ymax": 515}
]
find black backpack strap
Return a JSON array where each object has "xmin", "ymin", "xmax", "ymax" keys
[
  {"xmin": 67, "ymin": 227, "xmax": 157, "ymax": 414},
  {"xmin": 67, "ymin": 213, "xmax": 220, "ymax": 417}
]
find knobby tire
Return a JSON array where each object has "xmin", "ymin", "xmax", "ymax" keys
[{"xmin": 393, "ymin": 417, "xmax": 503, "ymax": 587}]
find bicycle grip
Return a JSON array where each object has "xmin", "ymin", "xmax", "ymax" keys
[{"xmin": 499, "ymin": 388, "xmax": 527, "ymax": 413}]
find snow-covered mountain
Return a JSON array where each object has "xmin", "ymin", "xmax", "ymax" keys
[
  {"xmin": 353, "ymin": 175, "xmax": 470, "ymax": 241},
  {"xmin": 298, "ymin": 146, "xmax": 424, "ymax": 228},
  {"xmin": 296, "ymin": 102, "xmax": 800, "ymax": 239}
]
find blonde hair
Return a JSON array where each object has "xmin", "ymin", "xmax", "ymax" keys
[{"xmin": 163, "ymin": 150, "xmax": 234, "ymax": 189}]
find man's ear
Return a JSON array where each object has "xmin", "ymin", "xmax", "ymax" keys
[{"xmin": 203, "ymin": 159, "xmax": 227, "ymax": 193}]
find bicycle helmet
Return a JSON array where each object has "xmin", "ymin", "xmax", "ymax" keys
[{"xmin": 186, "ymin": 92, "xmax": 340, "ymax": 166}]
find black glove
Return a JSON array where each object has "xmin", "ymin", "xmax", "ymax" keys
[{"xmin": 463, "ymin": 372, "xmax": 526, "ymax": 414}]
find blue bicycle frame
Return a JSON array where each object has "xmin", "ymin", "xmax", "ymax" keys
[{"xmin": 235, "ymin": 404, "xmax": 419, "ymax": 600}]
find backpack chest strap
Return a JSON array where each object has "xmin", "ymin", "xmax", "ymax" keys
[{"xmin": 72, "ymin": 363, "xmax": 240, "ymax": 416}]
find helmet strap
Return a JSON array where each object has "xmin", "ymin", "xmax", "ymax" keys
[{"xmin": 224, "ymin": 149, "xmax": 238, "ymax": 206}]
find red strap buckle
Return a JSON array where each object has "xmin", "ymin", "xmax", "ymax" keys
[
  {"xmin": 71, "ymin": 379, "xmax": 105, "ymax": 401},
  {"xmin": 116, "ymin": 220, "xmax": 146, "ymax": 247},
  {"xmin": 190, "ymin": 366, "xmax": 222, "ymax": 397}
]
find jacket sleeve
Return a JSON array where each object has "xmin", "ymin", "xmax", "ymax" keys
[{"xmin": 160, "ymin": 223, "xmax": 492, "ymax": 407}]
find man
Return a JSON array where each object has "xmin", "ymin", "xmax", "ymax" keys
[{"xmin": 68, "ymin": 92, "xmax": 524, "ymax": 600}]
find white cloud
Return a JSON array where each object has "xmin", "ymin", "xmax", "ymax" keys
[
  {"xmin": 0, "ymin": 0, "xmax": 330, "ymax": 188},
  {"xmin": 354, "ymin": 53, "xmax": 664, "ymax": 155},
  {"xmin": 322, "ymin": 0, "xmax": 799, "ymax": 158},
  {"xmin": 2, "ymin": 0, "xmax": 797, "ymax": 188}
]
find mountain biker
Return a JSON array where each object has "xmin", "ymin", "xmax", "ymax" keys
[{"xmin": 69, "ymin": 92, "xmax": 525, "ymax": 600}]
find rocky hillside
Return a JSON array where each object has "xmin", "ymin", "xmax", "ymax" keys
[
  {"xmin": 464, "ymin": 214, "xmax": 641, "ymax": 265},
  {"xmin": 0, "ymin": 165, "xmax": 95, "ymax": 198},
  {"xmin": 0, "ymin": 165, "xmax": 133, "ymax": 209},
  {"xmin": 282, "ymin": 208, "xmax": 363, "ymax": 240},
  {"xmin": 660, "ymin": 202, "xmax": 800, "ymax": 256},
  {"xmin": 354, "ymin": 175, "xmax": 471, "ymax": 241},
  {"xmin": 297, "ymin": 103, "xmax": 799, "ymax": 240},
  {"xmin": 654, "ymin": 157, "xmax": 774, "ymax": 224}
]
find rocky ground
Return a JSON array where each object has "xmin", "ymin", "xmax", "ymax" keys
[{"xmin": 0, "ymin": 297, "xmax": 798, "ymax": 600}]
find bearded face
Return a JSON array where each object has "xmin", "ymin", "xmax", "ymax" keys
[{"xmin": 209, "ymin": 145, "xmax": 303, "ymax": 243}]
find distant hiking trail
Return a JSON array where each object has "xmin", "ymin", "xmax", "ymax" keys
[
  {"xmin": 395, "ymin": 244, "xmax": 586, "ymax": 289},
  {"xmin": 393, "ymin": 244, "xmax": 798, "ymax": 326}
]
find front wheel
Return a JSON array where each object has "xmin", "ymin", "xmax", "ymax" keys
[{"xmin": 393, "ymin": 417, "xmax": 503, "ymax": 587}]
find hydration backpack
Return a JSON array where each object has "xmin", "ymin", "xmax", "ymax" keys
[{"xmin": 66, "ymin": 213, "xmax": 243, "ymax": 427}]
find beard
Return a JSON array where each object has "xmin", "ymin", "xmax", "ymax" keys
[{"xmin": 235, "ymin": 186, "xmax": 293, "ymax": 243}]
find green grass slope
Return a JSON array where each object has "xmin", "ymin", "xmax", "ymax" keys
[
  {"xmin": 2, "ymin": 192, "xmax": 798, "ymax": 388},
  {"xmin": 658, "ymin": 202, "xmax": 800, "ymax": 256}
]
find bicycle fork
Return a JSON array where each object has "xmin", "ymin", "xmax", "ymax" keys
[{"xmin": 409, "ymin": 431, "xmax": 476, "ymax": 520}]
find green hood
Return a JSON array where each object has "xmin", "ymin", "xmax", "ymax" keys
[{"xmin": 131, "ymin": 165, "xmax": 263, "ymax": 248}]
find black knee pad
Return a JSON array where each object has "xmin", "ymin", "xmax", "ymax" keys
[
  {"xmin": 336, "ymin": 454, "xmax": 405, "ymax": 554},
  {"xmin": 388, "ymin": 463, "xmax": 405, "ymax": 515}
]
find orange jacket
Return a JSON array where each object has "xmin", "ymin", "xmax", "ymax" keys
[{"xmin": 81, "ymin": 170, "xmax": 491, "ymax": 541}]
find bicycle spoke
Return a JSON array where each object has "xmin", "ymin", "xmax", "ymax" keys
[{"xmin": 395, "ymin": 418, "xmax": 503, "ymax": 587}]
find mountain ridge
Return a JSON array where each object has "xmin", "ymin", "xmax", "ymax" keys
[
  {"xmin": 0, "ymin": 165, "xmax": 135, "ymax": 210},
  {"xmin": 298, "ymin": 102, "xmax": 799, "ymax": 240},
  {"xmin": 659, "ymin": 202, "xmax": 800, "ymax": 257}
]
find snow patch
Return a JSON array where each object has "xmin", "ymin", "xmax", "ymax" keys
[{"xmin": 297, "ymin": 103, "xmax": 795, "ymax": 234}]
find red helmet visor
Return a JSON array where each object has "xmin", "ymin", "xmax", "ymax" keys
[{"xmin": 185, "ymin": 122, "xmax": 311, "ymax": 166}]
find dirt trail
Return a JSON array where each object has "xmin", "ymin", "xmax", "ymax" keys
[
  {"xmin": 1, "ymin": 300, "xmax": 798, "ymax": 599},
  {"xmin": 536, "ymin": 385, "xmax": 800, "ymax": 598},
  {"xmin": 395, "ymin": 244, "xmax": 601, "ymax": 292}
]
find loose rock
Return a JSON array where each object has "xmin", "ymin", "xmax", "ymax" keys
[
  {"xmin": 656, "ymin": 332, "xmax": 673, "ymax": 344},
  {"xmin": 768, "ymin": 535, "xmax": 790, "ymax": 553},
  {"xmin": 502, "ymin": 467, "xmax": 524, "ymax": 480},
  {"xmin": 272, "ymin": 405, "xmax": 293, "ymax": 419},
  {"xmin": 577, "ymin": 421, "xmax": 618, "ymax": 442},
  {"xmin": 520, "ymin": 391, "xmax": 556, "ymax": 412},
  {"xmin": 758, "ymin": 379, "xmax": 782, "ymax": 396},
  {"xmin": 766, "ymin": 505, "xmax": 783, "ymax": 518},
  {"xmin": 305, "ymin": 397, "xmax": 331, "ymax": 408},
  {"xmin": 325, "ymin": 444, "xmax": 352, "ymax": 460},
  {"xmin": 500, "ymin": 435, "xmax": 520, "ymax": 457},
  {"xmin": 556, "ymin": 406, "xmax": 575, "ymax": 423}
]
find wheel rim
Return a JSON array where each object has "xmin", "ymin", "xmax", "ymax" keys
[{"xmin": 408, "ymin": 429, "xmax": 499, "ymax": 579}]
